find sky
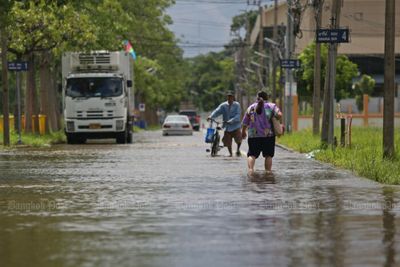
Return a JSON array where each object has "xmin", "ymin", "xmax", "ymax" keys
[{"xmin": 167, "ymin": 0, "xmax": 261, "ymax": 58}]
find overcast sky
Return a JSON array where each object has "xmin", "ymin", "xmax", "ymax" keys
[{"xmin": 167, "ymin": 0, "xmax": 259, "ymax": 58}]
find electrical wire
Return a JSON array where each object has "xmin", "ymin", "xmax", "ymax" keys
[{"xmin": 174, "ymin": 0, "xmax": 248, "ymax": 4}]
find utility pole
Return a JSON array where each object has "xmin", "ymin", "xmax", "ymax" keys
[
  {"xmin": 235, "ymin": 42, "xmax": 246, "ymax": 115},
  {"xmin": 383, "ymin": 0, "xmax": 395, "ymax": 159},
  {"xmin": 272, "ymin": 0, "xmax": 278, "ymax": 103},
  {"xmin": 1, "ymin": 28, "xmax": 10, "ymax": 146},
  {"xmin": 258, "ymin": 2, "xmax": 265, "ymax": 91},
  {"xmin": 321, "ymin": 0, "xmax": 341, "ymax": 147},
  {"xmin": 246, "ymin": 1, "xmax": 264, "ymax": 93},
  {"xmin": 285, "ymin": 0, "xmax": 295, "ymax": 133},
  {"xmin": 312, "ymin": 0, "xmax": 323, "ymax": 135}
]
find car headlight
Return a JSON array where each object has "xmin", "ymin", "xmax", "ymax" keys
[
  {"xmin": 116, "ymin": 120, "xmax": 124, "ymax": 131},
  {"xmin": 66, "ymin": 121, "xmax": 75, "ymax": 132}
]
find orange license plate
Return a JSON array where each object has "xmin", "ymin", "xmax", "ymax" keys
[{"xmin": 89, "ymin": 123, "xmax": 101, "ymax": 129}]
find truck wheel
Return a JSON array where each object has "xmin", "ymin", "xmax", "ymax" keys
[
  {"xmin": 66, "ymin": 133, "xmax": 78, "ymax": 144},
  {"xmin": 78, "ymin": 136, "xmax": 87, "ymax": 144},
  {"xmin": 127, "ymin": 123, "xmax": 133, "ymax": 143},
  {"xmin": 127, "ymin": 131, "xmax": 132, "ymax": 143},
  {"xmin": 66, "ymin": 133, "xmax": 75, "ymax": 144},
  {"xmin": 116, "ymin": 131, "xmax": 127, "ymax": 144},
  {"xmin": 67, "ymin": 133, "xmax": 86, "ymax": 144}
]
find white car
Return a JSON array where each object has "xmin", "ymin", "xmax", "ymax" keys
[{"xmin": 162, "ymin": 115, "xmax": 193, "ymax": 136}]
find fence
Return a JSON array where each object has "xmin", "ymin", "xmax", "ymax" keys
[{"xmin": 295, "ymin": 95, "xmax": 400, "ymax": 131}]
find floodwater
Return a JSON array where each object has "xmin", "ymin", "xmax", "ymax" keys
[{"xmin": 1, "ymin": 130, "xmax": 400, "ymax": 267}]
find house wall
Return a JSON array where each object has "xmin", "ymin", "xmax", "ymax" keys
[{"xmin": 257, "ymin": 0, "xmax": 400, "ymax": 56}]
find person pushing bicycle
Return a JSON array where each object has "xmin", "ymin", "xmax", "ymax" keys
[{"xmin": 207, "ymin": 91, "xmax": 242, "ymax": 157}]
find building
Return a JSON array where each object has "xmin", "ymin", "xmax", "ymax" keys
[{"xmin": 250, "ymin": 0, "xmax": 400, "ymax": 97}]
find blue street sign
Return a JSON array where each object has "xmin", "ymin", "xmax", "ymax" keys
[
  {"xmin": 281, "ymin": 59, "xmax": 301, "ymax": 69},
  {"xmin": 7, "ymin": 61, "xmax": 28, "ymax": 71},
  {"xmin": 316, "ymin": 28, "xmax": 350, "ymax": 43}
]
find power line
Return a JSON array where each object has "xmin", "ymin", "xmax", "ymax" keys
[
  {"xmin": 173, "ymin": 18, "xmax": 230, "ymax": 26},
  {"xmin": 173, "ymin": 21, "xmax": 231, "ymax": 28},
  {"xmin": 174, "ymin": 0, "xmax": 248, "ymax": 4},
  {"xmin": 174, "ymin": 0, "xmax": 273, "ymax": 3}
]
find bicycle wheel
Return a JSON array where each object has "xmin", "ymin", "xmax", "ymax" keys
[{"xmin": 211, "ymin": 132, "xmax": 220, "ymax": 157}]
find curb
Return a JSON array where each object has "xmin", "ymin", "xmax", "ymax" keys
[{"xmin": 275, "ymin": 142, "xmax": 296, "ymax": 153}]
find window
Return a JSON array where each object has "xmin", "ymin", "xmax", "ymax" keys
[{"xmin": 66, "ymin": 77, "xmax": 123, "ymax": 98}]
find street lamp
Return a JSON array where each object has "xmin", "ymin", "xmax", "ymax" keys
[
  {"xmin": 264, "ymin": 37, "xmax": 283, "ymax": 60},
  {"xmin": 264, "ymin": 37, "xmax": 280, "ymax": 47},
  {"xmin": 250, "ymin": 61, "xmax": 267, "ymax": 69},
  {"xmin": 245, "ymin": 67, "xmax": 255, "ymax": 74},
  {"xmin": 253, "ymin": 51, "xmax": 270, "ymax": 59},
  {"xmin": 265, "ymin": 30, "xmax": 294, "ymax": 133}
]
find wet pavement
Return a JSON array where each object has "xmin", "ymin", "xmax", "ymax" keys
[{"xmin": 1, "ymin": 130, "xmax": 400, "ymax": 267}]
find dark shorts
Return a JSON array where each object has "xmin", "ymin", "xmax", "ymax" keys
[
  {"xmin": 222, "ymin": 128, "xmax": 242, "ymax": 147},
  {"xmin": 247, "ymin": 136, "xmax": 276, "ymax": 158}
]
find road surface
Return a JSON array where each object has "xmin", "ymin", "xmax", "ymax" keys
[{"xmin": 0, "ymin": 130, "xmax": 399, "ymax": 267}]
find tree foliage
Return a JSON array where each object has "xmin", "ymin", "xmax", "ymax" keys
[
  {"xmin": 185, "ymin": 52, "xmax": 234, "ymax": 111},
  {"xmin": 353, "ymin": 74, "xmax": 376, "ymax": 111},
  {"xmin": 230, "ymin": 10, "xmax": 258, "ymax": 34},
  {"xmin": 0, "ymin": 0, "xmax": 186, "ymax": 129},
  {"xmin": 183, "ymin": 10, "xmax": 258, "ymax": 112},
  {"xmin": 7, "ymin": 1, "xmax": 95, "ymax": 57},
  {"xmin": 297, "ymin": 42, "xmax": 359, "ymax": 101}
]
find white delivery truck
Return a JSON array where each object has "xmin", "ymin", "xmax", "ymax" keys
[{"xmin": 62, "ymin": 51, "xmax": 134, "ymax": 144}]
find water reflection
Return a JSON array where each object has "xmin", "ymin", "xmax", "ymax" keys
[
  {"xmin": 382, "ymin": 187, "xmax": 396, "ymax": 267},
  {"xmin": 326, "ymin": 187, "xmax": 345, "ymax": 267},
  {"xmin": 2, "ymin": 131, "xmax": 400, "ymax": 267},
  {"xmin": 247, "ymin": 171, "xmax": 276, "ymax": 185}
]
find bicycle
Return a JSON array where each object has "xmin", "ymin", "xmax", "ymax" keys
[{"xmin": 205, "ymin": 118, "xmax": 223, "ymax": 157}]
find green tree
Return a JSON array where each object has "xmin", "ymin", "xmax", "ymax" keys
[
  {"xmin": 5, "ymin": 0, "xmax": 186, "ymax": 129},
  {"xmin": 230, "ymin": 10, "xmax": 258, "ymax": 34},
  {"xmin": 0, "ymin": 0, "xmax": 12, "ymax": 145},
  {"xmin": 335, "ymin": 55, "xmax": 359, "ymax": 101},
  {"xmin": 7, "ymin": 0, "xmax": 96, "ymax": 133},
  {"xmin": 297, "ymin": 42, "xmax": 358, "ymax": 101},
  {"xmin": 185, "ymin": 52, "xmax": 235, "ymax": 111},
  {"xmin": 353, "ymin": 74, "xmax": 376, "ymax": 111},
  {"xmin": 117, "ymin": 0, "xmax": 187, "ymax": 114}
]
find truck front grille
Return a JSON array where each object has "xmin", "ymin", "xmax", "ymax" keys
[
  {"xmin": 76, "ymin": 110, "xmax": 114, "ymax": 119},
  {"xmin": 87, "ymin": 110, "xmax": 104, "ymax": 118}
]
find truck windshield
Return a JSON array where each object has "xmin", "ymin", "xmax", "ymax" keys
[{"xmin": 66, "ymin": 77, "xmax": 123, "ymax": 98}]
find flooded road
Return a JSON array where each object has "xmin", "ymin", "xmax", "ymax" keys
[{"xmin": 1, "ymin": 130, "xmax": 400, "ymax": 267}]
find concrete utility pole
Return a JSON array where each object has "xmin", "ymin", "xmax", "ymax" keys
[
  {"xmin": 312, "ymin": 0, "xmax": 323, "ymax": 135},
  {"xmin": 284, "ymin": 0, "xmax": 295, "ymax": 133},
  {"xmin": 258, "ymin": 3, "xmax": 265, "ymax": 91},
  {"xmin": 383, "ymin": 0, "xmax": 395, "ymax": 159},
  {"xmin": 235, "ymin": 45, "xmax": 246, "ymax": 115},
  {"xmin": 321, "ymin": 0, "xmax": 341, "ymax": 147},
  {"xmin": 1, "ymin": 28, "xmax": 10, "ymax": 146},
  {"xmin": 272, "ymin": 0, "xmax": 278, "ymax": 103}
]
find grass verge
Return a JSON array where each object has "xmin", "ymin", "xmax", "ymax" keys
[
  {"xmin": 0, "ymin": 130, "xmax": 66, "ymax": 148},
  {"xmin": 278, "ymin": 127, "xmax": 400, "ymax": 184},
  {"xmin": 1, "ymin": 125, "xmax": 160, "ymax": 148}
]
